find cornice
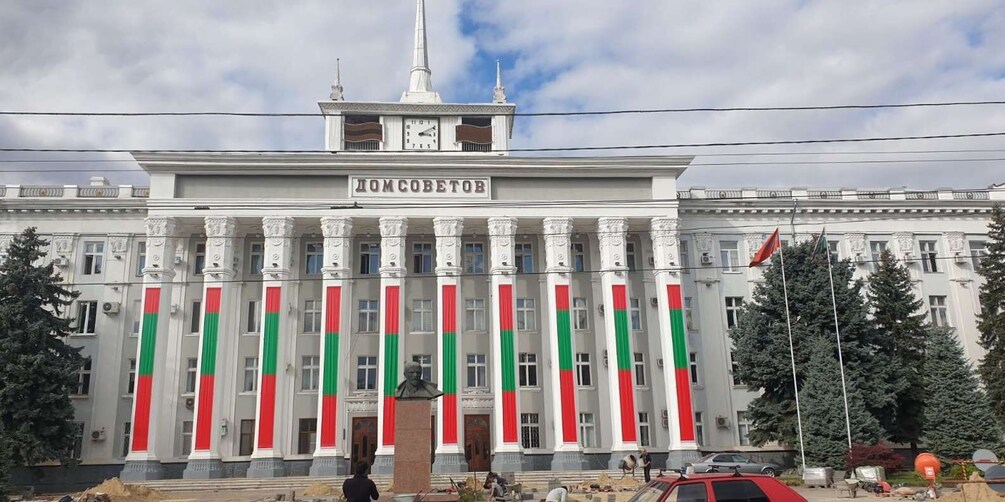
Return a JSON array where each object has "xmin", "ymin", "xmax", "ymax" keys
[{"xmin": 318, "ymin": 100, "xmax": 516, "ymax": 116}]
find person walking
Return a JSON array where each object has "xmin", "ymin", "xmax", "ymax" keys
[
  {"xmin": 640, "ymin": 448, "xmax": 653, "ymax": 482},
  {"xmin": 342, "ymin": 461, "xmax": 380, "ymax": 502}
]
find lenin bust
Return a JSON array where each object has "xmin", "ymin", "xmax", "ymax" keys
[{"xmin": 395, "ymin": 361, "xmax": 444, "ymax": 400}]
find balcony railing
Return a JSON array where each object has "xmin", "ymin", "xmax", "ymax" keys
[
  {"xmin": 78, "ymin": 187, "xmax": 120, "ymax": 198},
  {"xmin": 19, "ymin": 186, "xmax": 64, "ymax": 197}
]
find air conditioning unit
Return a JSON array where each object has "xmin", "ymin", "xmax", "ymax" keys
[
  {"xmin": 657, "ymin": 358, "xmax": 664, "ymax": 368},
  {"xmin": 661, "ymin": 409, "xmax": 669, "ymax": 429},
  {"xmin": 53, "ymin": 256, "xmax": 69, "ymax": 267},
  {"xmin": 902, "ymin": 254, "xmax": 915, "ymax": 264},
  {"xmin": 715, "ymin": 416, "xmax": 730, "ymax": 429},
  {"xmin": 90, "ymin": 429, "xmax": 106, "ymax": 442},
  {"xmin": 854, "ymin": 254, "xmax": 866, "ymax": 264},
  {"xmin": 954, "ymin": 253, "xmax": 967, "ymax": 264},
  {"xmin": 174, "ymin": 255, "xmax": 183, "ymax": 265},
  {"xmin": 185, "ymin": 397, "xmax": 195, "ymax": 410},
  {"xmin": 650, "ymin": 297, "xmax": 659, "ymax": 308},
  {"xmin": 700, "ymin": 254, "xmax": 713, "ymax": 266},
  {"xmin": 102, "ymin": 302, "xmax": 120, "ymax": 315}
]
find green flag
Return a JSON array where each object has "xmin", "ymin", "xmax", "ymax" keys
[{"xmin": 811, "ymin": 228, "xmax": 828, "ymax": 259}]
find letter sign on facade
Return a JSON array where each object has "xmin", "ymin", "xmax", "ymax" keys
[{"xmin": 350, "ymin": 176, "xmax": 491, "ymax": 199}]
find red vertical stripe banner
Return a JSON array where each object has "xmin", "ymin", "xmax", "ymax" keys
[
  {"xmin": 441, "ymin": 284, "xmax": 458, "ymax": 445},
  {"xmin": 131, "ymin": 286, "xmax": 161, "ymax": 453},
  {"xmin": 320, "ymin": 286, "xmax": 341, "ymax": 449},
  {"xmin": 498, "ymin": 284, "xmax": 518, "ymax": 444},
  {"xmin": 257, "ymin": 286, "xmax": 281, "ymax": 450},
  {"xmin": 668, "ymin": 284, "xmax": 696, "ymax": 441},
  {"xmin": 381, "ymin": 286, "xmax": 400, "ymax": 446},
  {"xmin": 612, "ymin": 284, "xmax": 637, "ymax": 443}
]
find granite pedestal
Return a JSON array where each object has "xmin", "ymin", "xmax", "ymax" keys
[{"xmin": 393, "ymin": 400, "xmax": 433, "ymax": 494}]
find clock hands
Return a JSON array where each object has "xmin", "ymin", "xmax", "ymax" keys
[{"xmin": 417, "ymin": 126, "xmax": 436, "ymax": 137}]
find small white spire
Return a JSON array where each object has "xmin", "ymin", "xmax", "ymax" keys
[
  {"xmin": 493, "ymin": 59, "xmax": 507, "ymax": 104},
  {"xmin": 330, "ymin": 58, "xmax": 344, "ymax": 101},
  {"xmin": 401, "ymin": 0, "xmax": 441, "ymax": 103}
]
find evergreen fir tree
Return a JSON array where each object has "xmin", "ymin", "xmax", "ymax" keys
[
  {"xmin": 924, "ymin": 326, "xmax": 1002, "ymax": 459},
  {"xmin": 866, "ymin": 249, "xmax": 928, "ymax": 450},
  {"xmin": 802, "ymin": 336, "xmax": 882, "ymax": 468},
  {"xmin": 731, "ymin": 241, "xmax": 892, "ymax": 447},
  {"xmin": 0, "ymin": 228, "xmax": 84, "ymax": 497},
  {"xmin": 977, "ymin": 203, "xmax": 1005, "ymax": 424}
]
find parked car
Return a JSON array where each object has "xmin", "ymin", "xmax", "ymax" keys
[
  {"xmin": 628, "ymin": 472, "xmax": 806, "ymax": 502},
  {"xmin": 685, "ymin": 453, "xmax": 782, "ymax": 477}
]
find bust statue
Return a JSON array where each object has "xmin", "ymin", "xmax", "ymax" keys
[{"xmin": 395, "ymin": 361, "xmax": 444, "ymax": 400}]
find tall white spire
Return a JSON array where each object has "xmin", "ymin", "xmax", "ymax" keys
[
  {"xmin": 330, "ymin": 58, "xmax": 344, "ymax": 101},
  {"xmin": 493, "ymin": 59, "xmax": 507, "ymax": 103},
  {"xmin": 401, "ymin": 0, "xmax": 441, "ymax": 103}
]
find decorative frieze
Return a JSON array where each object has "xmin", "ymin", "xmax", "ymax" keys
[
  {"xmin": 108, "ymin": 234, "xmax": 130, "ymax": 256},
  {"xmin": 893, "ymin": 232, "xmax": 915, "ymax": 257},
  {"xmin": 945, "ymin": 232, "xmax": 965, "ymax": 255},
  {"xmin": 743, "ymin": 233, "xmax": 765, "ymax": 263},
  {"xmin": 846, "ymin": 233, "xmax": 866, "ymax": 257}
]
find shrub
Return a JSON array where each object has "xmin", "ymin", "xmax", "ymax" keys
[{"xmin": 846, "ymin": 443, "xmax": 904, "ymax": 472}]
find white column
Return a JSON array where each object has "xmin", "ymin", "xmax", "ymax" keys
[
  {"xmin": 372, "ymin": 217, "xmax": 408, "ymax": 474},
  {"xmin": 248, "ymin": 217, "xmax": 296, "ymax": 478},
  {"xmin": 432, "ymin": 217, "xmax": 468, "ymax": 472},
  {"xmin": 488, "ymin": 217, "xmax": 523, "ymax": 471},
  {"xmin": 121, "ymin": 217, "xmax": 178, "ymax": 481},
  {"xmin": 597, "ymin": 217, "xmax": 639, "ymax": 468},
  {"xmin": 311, "ymin": 217, "xmax": 354, "ymax": 476},
  {"xmin": 90, "ymin": 234, "xmax": 131, "ymax": 461}
]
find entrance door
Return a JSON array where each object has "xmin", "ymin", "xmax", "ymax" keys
[
  {"xmin": 464, "ymin": 414, "xmax": 491, "ymax": 472},
  {"xmin": 351, "ymin": 417, "xmax": 378, "ymax": 472}
]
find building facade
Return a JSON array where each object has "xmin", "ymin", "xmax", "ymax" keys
[{"xmin": 2, "ymin": 0, "xmax": 1002, "ymax": 484}]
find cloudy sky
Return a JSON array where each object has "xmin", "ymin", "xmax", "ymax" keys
[{"xmin": 1, "ymin": 0, "xmax": 1004, "ymax": 189}]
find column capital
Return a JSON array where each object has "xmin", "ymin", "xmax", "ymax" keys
[
  {"xmin": 108, "ymin": 233, "xmax": 132, "ymax": 257},
  {"xmin": 263, "ymin": 217, "xmax": 296, "ymax": 240},
  {"xmin": 893, "ymin": 231, "xmax": 914, "ymax": 256},
  {"xmin": 488, "ymin": 217, "xmax": 517, "ymax": 274},
  {"xmin": 846, "ymin": 233, "xmax": 866, "ymax": 258},
  {"xmin": 543, "ymin": 217, "xmax": 573, "ymax": 273},
  {"xmin": 650, "ymin": 217, "xmax": 680, "ymax": 272},
  {"xmin": 379, "ymin": 216, "xmax": 408, "ymax": 276},
  {"xmin": 597, "ymin": 217, "xmax": 628, "ymax": 272},
  {"xmin": 321, "ymin": 217, "xmax": 354, "ymax": 276},
  {"xmin": 262, "ymin": 217, "xmax": 295, "ymax": 277},
  {"xmin": 203, "ymin": 217, "xmax": 238, "ymax": 278},
  {"xmin": 51, "ymin": 233, "xmax": 77, "ymax": 257},
  {"xmin": 944, "ymin": 231, "xmax": 965, "ymax": 255},
  {"xmin": 142, "ymin": 217, "xmax": 180, "ymax": 278},
  {"xmin": 434, "ymin": 217, "xmax": 463, "ymax": 275}
]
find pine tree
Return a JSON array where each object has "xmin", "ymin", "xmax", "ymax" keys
[
  {"xmin": 0, "ymin": 228, "xmax": 84, "ymax": 498},
  {"xmin": 801, "ymin": 336, "xmax": 882, "ymax": 468},
  {"xmin": 731, "ymin": 241, "xmax": 892, "ymax": 447},
  {"xmin": 978, "ymin": 203, "xmax": 1005, "ymax": 425},
  {"xmin": 924, "ymin": 326, "xmax": 1002, "ymax": 459},
  {"xmin": 866, "ymin": 249, "xmax": 928, "ymax": 450}
]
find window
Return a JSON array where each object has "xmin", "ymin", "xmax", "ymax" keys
[
  {"xmin": 193, "ymin": 243, "xmax": 206, "ymax": 275},
  {"xmin": 305, "ymin": 242, "xmax": 324, "ymax": 275},
  {"xmin": 689, "ymin": 352, "xmax": 700, "ymax": 385},
  {"xmin": 573, "ymin": 298, "xmax": 589, "ymax": 330},
  {"xmin": 720, "ymin": 240, "xmax": 739, "ymax": 272},
  {"xmin": 412, "ymin": 354, "xmax": 432, "ymax": 381},
  {"xmin": 303, "ymin": 299, "xmax": 322, "ymax": 334},
  {"xmin": 711, "ymin": 479, "xmax": 768, "ymax": 502},
  {"xmin": 127, "ymin": 359, "xmax": 136, "ymax": 395},
  {"xmin": 359, "ymin": 243, "xmax": 380, "ymax": 275},
  {"xmin": 626, "ymin": 242, "xmax": 638, "ymax": 271},
  {"xmin": 920, "ymin": 240, "xmax": 939, "ymax": 273},
  {"xmin": 869, "ymin": 240, "xmax": 888, "ymax": 264},
  {"xmin": 464, "ymin": 243, "xmax": 485, "ymax": 274},
  {"xmin": 357, "ymin": 356, "xmax": 378, "ymax": 390},
  {"xmin": 301, "ymin": 356, "xmax": 320, "ymax": 391},
  {"xmin": 131, "ymin": 300, "xmax": 142, "ymax": 335},
  {"xmin": 249, "ymin": 242, "xmax": 264, "ymax": 275},
  {"xmin": 412, "ymin": 243, "xmax": 433, "ymax": 274},
  {"xmin": 737, "ymin": 411, "xmax": 751, "ymax": 446},
  {"xmin": 358, "ymin": 300, "xmax": 379, "ymax": 333},
  {"xmin": 298, "ymin": 418, "xmax": 318, "ymax": 454},
  {"xmin": 76, "ymin": 301, "xmax": 98, "ymax": 334},
  {"xmin": 83, "ymin": 241, "xmax": 104, "ymax": 275},
  {"xmin": 243, "ymin": 357, "xmax": 258, "ymax": 392},
  {"xmin": 680, "ymin": 240, "xmax": 691, "ymax": 274},
  {"xmin": 465, "ymin": 299, "xmax": 485, "ymax": 331},
  {"xmin": 247, "ymin": 300, "xmax": 261, "ymax": 333},
  {"xmin": 515, "ymin": 243, "xmax": 534, "ymax": 273},
  {"xmin": 828, "ymin": 240, "xmax": 840, "ymax": 262},
  {"xmin": 725, "ymin": 297, "xmax": 743, "ymax": 329},
  {"xmin": 970, "ymin": 240, "xmax": 988, "ymax": 269},
  {"xmin": 667, "ymin": 483, "xmax": 709, "ymax": 502},
  {"xmin": 75, "ymin": 358, "xmax": 92, "ymax": 396},
  {"xmin": 633, "ymin": 353, "xmax": 646, "ymax": 387},
  {"xmin": 516, "ymin": 298, "xmax": 537, "ymax": 331},
  {"xmin": 181, "ymin": 421, "xmax": 193, "ymax": 456},
  {"xmin": 521, "ymin": 413, "xmax": 541, "ymax": 449},
  {"xmin": 684, "ymin": 297, "xmax": 697, "ymax": 330},
  {"xmin": 467, "ymin": 354, "xmax": 487, "ymax": 388},
  {"xmin": 575, "ymin": 353, "xmax": 592, "ymax": 387},
  {"xmin": 71, "ymin": 422, "xmax": 84, "ymax": 460},
  {"xmin": 122, "ymin": 422, "xmax": 131, "ymax": 457},
  {"xmin": 190, "ymin": 300, "xmax": 202, "ymax": 334},
  {"xmin": 695, "ymin": 412, "xmax": 705, "ymax": 447},
  {"xmin": 930, "ymin": 296, "xmax": 950, "ymax": 327},
  {"xmin": 136, "ymin": 241, "xmax": 146, "ymax": 276},
  {"xmin": 730, "ymin": 350, "xmax": 741, "ymax": 385},
  {"xmin": 578, "ymin": 413, "xmax": 596, "ymax": 448},
  {"xmin": 638, "ymin": 412, "xmax": 651, "ymax": 447},
  {"xmin": 239, "ymin": 420, "xmax": 255, "ymax": 456},
  {"xmin": 572, "ymin": 242, "xmax": 586, "ymax": 272},
  {"xmin": 630, "ymin": 298, "xmax": 642, "ymax": 331},
  {"xmin": 519, "ymin": 353, "xmax": 538, "ymax": 387},
  {"xmin": 185, "ymin": 358, "xmax": 198, "ymax": 394},
  {"xmin": 411, "ymin": 299, "xmax": 434, "ymax": 332}
]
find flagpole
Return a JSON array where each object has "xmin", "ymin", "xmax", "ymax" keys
[
  {"xmin": 778, "ymin": 242, "xmax": 807, "ymax": 472},
  {"xmin": 825, "ymin": 240, "xmax": 854, "ymax": 449}
]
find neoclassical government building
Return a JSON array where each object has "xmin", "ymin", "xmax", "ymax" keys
[{"xmin": 2, "ymin": 0, "xmax": 1002, "ymax": 483}]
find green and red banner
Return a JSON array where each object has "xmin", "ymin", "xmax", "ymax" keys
[
  {"xmin": 257, "ymin": 286, "xmax": 281, "ymax": 449},
  {"xmin": 612, "ymin": 284, "xmax": 637, "ymax": 442},
  {"xmin": 555, "ymin": 285, "xmax": 577, "ymax": 444},
  {"xmin": 667, "ymin": 284, "xmax": 695, "ymax": 441},
  {"xmin": 441, "ymin": 284, "xmax": 458, "ymax": 445},
  {"xmin": 194, "ymin": 287, "xmax": 220, "ymax": 452},
  {"xmin": 498, "ymin": 284, "xmax": 518, "ymax": 444},
  {"xmin": 131, "ymin": 287, "xmax": 160, "ymax": 452},
  {"xmin": 381, "ymin": 286, "xmax": 400, "ymax": 446},
  {"xmin": 320, "ymin": 286, "xmax": 342, "ymax": 448}
]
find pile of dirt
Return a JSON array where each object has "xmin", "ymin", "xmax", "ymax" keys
[
  {"xmin": 578, "ymin": 474, "xmax": 644, "ymax": 492},
  {"xmin": 80, "ymin": 477, "xmax": 163, "ymax": 501},
  {"xmin": 939, "ymin": 483, "xmax": 1005, "ymax": 502},
  {"xmin": 303, "ymin": 482, "xmax": 340, "ymax": 496}
]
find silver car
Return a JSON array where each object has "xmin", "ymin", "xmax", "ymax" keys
[{"xmin": 686, "ymin": 453, "xmax": 781, "ymax": 476}]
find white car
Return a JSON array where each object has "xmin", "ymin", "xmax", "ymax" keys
[{"xmin": 686, "ymin": 453, "xmax": 781, "ymax": 477}]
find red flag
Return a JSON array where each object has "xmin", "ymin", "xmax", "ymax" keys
[{"xmin": 749, "ymin": 228, "xmax": 781, "ymax": 267}]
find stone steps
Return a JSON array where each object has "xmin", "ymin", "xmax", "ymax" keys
[{"xmin": 135, "ymin": 470, "xmax": 637, "ymax": 493}]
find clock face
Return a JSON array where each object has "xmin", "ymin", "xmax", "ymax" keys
[{"xmin": 403, "ymin": 117, "xmax": 439, "ymax": 151}]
